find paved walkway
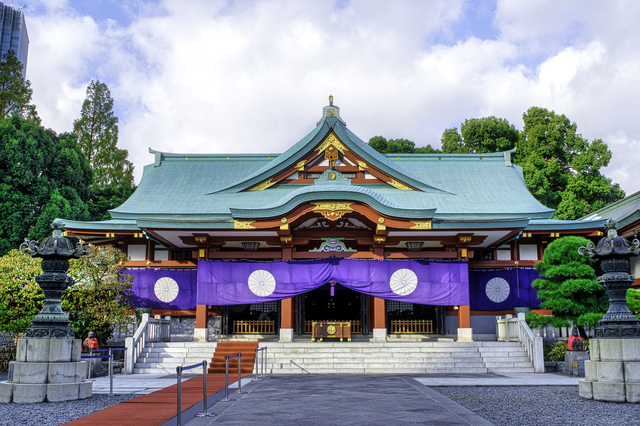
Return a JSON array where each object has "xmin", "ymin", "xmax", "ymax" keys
[{"xmin": 76, "ymin": 372, "xmax": 578, "ymax": 426}]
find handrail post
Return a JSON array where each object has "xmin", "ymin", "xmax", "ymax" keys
[
  {"xmin": 218, "ymin": 355, "xmax": 236, "ymax": 402},
  {"xmin": 253, "ymin": 348, "xmax": 260, "ymax": 381},
  {"xmin": 195, "ymin": 360, "xmax": 215, "ymax": 418},
  {"xmin": 176, "ymin": 366, "xmax": 182, "ymax": 426},
  {"xmin": 263, "ymin": 347, "xmax": 267, "ymax": 376},
  {"xmin": 109, "ymin": 348, "xmax": 113, "ymax": 396},
  {"xmin": 233, "ymin": 353, "xmax": 247, "ymax": 394}
]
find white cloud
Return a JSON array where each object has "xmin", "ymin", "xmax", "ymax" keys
[{"xmin": 24, "ymin": 0, "xmax": 640, "ymax": 197}]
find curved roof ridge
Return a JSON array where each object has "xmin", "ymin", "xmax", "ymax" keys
[
  {"xmin": 229, "ymin": 184, "xmax": 437, "ymax": 219},
  {"xmin": 335, "ymin": 123, "xmax": 451, "ymax": 193},
  {"xmin": 210, "ymin": 121, "xmax": 329, "ymax": 194}
]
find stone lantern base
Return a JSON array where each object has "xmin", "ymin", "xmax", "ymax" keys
[
  {"xmin": 0, "ymin": 338, "xmax": 92, "ymax": 403},
  {"xmin": 579, "ymin": 338, "xmax": 640, "ymax": 403}
]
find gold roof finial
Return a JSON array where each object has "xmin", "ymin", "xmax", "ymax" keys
[{"xmin": 329, "ymin": 94, "xmax": 333, "ymax": 106}]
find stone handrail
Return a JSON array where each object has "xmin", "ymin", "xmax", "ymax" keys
[
  {"xmin": 496, "ymin": 313, "xmax": 544, "ymax": 373},
  {"xmin": 124, "ymin": 314, "xmax": 171, "ymax": 374}
]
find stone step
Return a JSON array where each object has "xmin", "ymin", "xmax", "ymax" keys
[
  {"xmin": 484, "ymin": 361, "xmax": 533, "ymax": 368},
  {"xmin": 264, "ymin": 366, "xmax": 491, "ymax": 374},
  {"xmin": 487, "ymin": 367, "xmax": 535, "ymax": 373},
  {"xmin": 146, "ymin": 342, "xmax": 219, "ymax": 348}
]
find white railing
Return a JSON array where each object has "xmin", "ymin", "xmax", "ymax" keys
[
  {"xmin": 496, "ymin": 313, "xmax": 544, "ymax": 373},
  {"xmin": 124, "ymin": 314, "xmax": 171, "ymax": 374}
]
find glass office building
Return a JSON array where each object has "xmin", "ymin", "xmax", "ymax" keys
[{"xmin": 0, "ymin": 2, "xmax": 28, "ymax": 77}]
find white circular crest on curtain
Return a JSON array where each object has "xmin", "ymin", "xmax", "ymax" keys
[
  {"xmin": 154, "ymin": 277, "xmax": 179, "ymax": 303},
  {"xmin": 248, "ymin": 270, "xmax": 276, "ymax": 297},
  {"xmin": 485, "ymin": 277, "xmax": 510, "ymax": 303},
  {"xmin": 389, "ymin": 268, "xmax": 418, "ymax": 296}
]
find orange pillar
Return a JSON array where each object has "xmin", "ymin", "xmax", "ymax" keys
[
  {"xmin": 281, "ymin": 298, "xmax": 293, "ymax": 328},
  {"xmin": 194, "ymin": 304, "xmax": 208, "ymax": 341},
  {"xmin": 280, "ymin": 297, "xmax": 294, "ymax": 342},
  {"xmin": 372, "ymin": 297, "xmax": 387, "ymax": 341},
  {"xmin": 457, "ymin": 304, "xmax": 472, "ymax": 342},
  {"xmin": 458, "ymin": 305, "xmax": 471, "ymax": 328}
]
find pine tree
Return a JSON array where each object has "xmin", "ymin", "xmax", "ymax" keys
[
  {"xmin": 0, "ymin": 50, "xmax": 39, "ymax": 123},
  {"xmin": 73, "ymin": 80, "xmax": 134, "ymax": 189},
  {"xmin": 73, "ymin": 80, "xmax": 135, "ymax": 220}
]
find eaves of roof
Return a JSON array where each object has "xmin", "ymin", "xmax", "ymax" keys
[
  {"xmin": 229, "ymin": 184, "xmax": 437, "ymax": 219},
  {"xmin": 60, "ymin": 219, "xmax": 140, "ymax": 231},
  {"xmin": 524, "ymin": 218, "xmax": 608, "ymax": 231}
]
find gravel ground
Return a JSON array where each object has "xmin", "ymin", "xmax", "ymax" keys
[
  {"xmin": 435, "ymin": 386, "xmax": 640, "ymax": 426},
  {"xmin": 0, "ymin": 373, "xmax": 137, "ymax": 426}
]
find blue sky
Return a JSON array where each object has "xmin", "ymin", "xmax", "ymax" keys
[{"xmin": 20, "ymin": 0, "xmax": 640, "ymax": 196}]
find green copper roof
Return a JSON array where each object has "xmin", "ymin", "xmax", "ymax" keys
[
  {"xmin": 581, "ymin": 190, "xmax": 640, "ymax": 230},
  {"xmin": 60, "ymin": 101, "xmax": 620, "ymax": 237},
  {"xmin": 108, "ymin": 111, "xmax": 554, "ymax": 225}
]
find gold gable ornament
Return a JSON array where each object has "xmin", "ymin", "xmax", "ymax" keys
[{"xmin": 312, "ymin": 202, "xmax": 353, "ymax": 221}]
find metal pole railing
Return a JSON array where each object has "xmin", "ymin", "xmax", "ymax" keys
[
  {"xmin": 176, "ymin": 360, "xmax": 212, "ymax": 426},
  {"xmin": 195, "ymin": 360, "xmax": 215, "ymax": 418},
  {"xmin": 176, "ymin": 366, "xmax": 182, "ymax": 426},
  {"xmin": 218, "ymin": 353, "xmax": 240, "ymax": 402},
  {"xmin": 253, "ymin": 347, "xmax": 268, "ymax": 381},
  {"xmin": 232, "ymin": 353, "xmax": 247, "ymax": 395}
]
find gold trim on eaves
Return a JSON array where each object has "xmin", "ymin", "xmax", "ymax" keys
[
  {"xmin": 234, "ymin": 220, "xmax": 256, "ymax": 229},
  {"xmin": 388, "ymin": 179, "xmax": 412, "ymax": 190},
  {"xmin": 312, "ymin": 202, "xmax": 354, "ymax": 211},
  {"xmin": 411, "ymin": 220, "xmax": 432, "ymax": 230},
  {"xmin": 248, "ymin": 178, "xmax": 275, "ymax": 191}
]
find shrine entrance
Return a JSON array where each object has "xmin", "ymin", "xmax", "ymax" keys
[
  {"xmin": 297, "ymin": 283, "xmax": 368, "ymax": 336},
  {"xmin": 386, "ymin": 301, "xmax": 444, "ymax": 335}
]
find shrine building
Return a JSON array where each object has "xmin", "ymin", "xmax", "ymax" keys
[{"xmin": 62, "ymin": 98, "xmax": 606, "ymax": 343}]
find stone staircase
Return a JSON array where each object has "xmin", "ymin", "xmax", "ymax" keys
[
  {"xmin": 132, "ymin": 340, "xmax": 534, "ymax": 375},
  {"xmin": 259, "ymin": 341, "xmax": 534, "ymax": 374},
  {"xmin": 133, "ymin": 342, "xmax": 218, "ymax": 374}
]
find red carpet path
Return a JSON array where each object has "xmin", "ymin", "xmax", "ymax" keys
[{"xmin": 66, "ymin": 342, "xmax": 259, "ymax": 426}]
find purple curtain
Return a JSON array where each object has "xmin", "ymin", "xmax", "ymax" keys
[
  {"xmin": 196, "ymin": 259, "xmax": 469, "ymax": 306},
  {"xmin": 126, "ymin": 268, "xmax": 197, "ymax": 310},
  {"xmin": 469, "ymin": 268, "xmax": 541, "ymax": 310}
]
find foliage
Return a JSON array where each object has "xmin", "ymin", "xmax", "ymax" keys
[
  {"xmin": 87, "ymin": 183, "xmax": 137, "ymax": 221},
  {"xmin": 372, "ymin": 108, "xmax": 625, "ymax": 220},
  {"xmin": 527, "ymin": 236, "xmax": 606, "ymax": 335},
  {"xmin": 544, "ymin": 341, "xmax": 567, "ymax": 362},
  {"xmin": 0, "ymin": 250, "xmax": 43, "ymax": 333},
  {"xmin": 628, "ymin": 288, "xmax": 640, "ymax": 319},
  {"xmin": 63, "ymin": 245, "xmax": 134, "ymax": 344},
  {"xmin": 73, "ymin": 80, "xmax": 134, "ymax": 190},
  {"xmin": 518, "ymin": 107, "xmax": 624, "ymax": 219},
  {"xmin": 0, "ymin": 50, "xmax": 39, "ymax": 124},
  {"xmin": 368, "ymin": 135, "xmax": 441, "ymax": 154},
  {"xmin": 441, "ymin": 117, "xmax": 518, "ymax": 154},
  {"xmin": 0, "ymin": 117, "xmax": 93, "ymax": 255}
]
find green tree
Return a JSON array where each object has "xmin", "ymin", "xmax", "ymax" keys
[
  {"xmin": 440, "ymin": 127, "xmax": 464, "ymax": 153},
  {"xmin": 526, "ymin": 236, "xmax": 607, "ymax": 336},
  {"xmin": 368, "ymin": 136, "xmax": 440, "ymax": 154},
  {"xmin": 0, "ymin": 117, "xmax": 92, "ymax": 255},
  {"xmin": 518, "ymin": 107, "xmax": 624, "ymax": 219},
  {"xmin": 73, "ymin": 80, "xmax": 135, "ymax": 220},
  {"xmin": 0, "ymin": 249, "xmax": 43, "ymax": 333},
  {"xmin": 63, "ymin": 245, "xmax": 134, "ymax": 344},
  {"xmin": 441, "ymin": 117, "xmax": 518, "ymax": 154},
  {"xmin": 73, "ymin": 80, "xmax": 134, "ymax": 190},
  {"xmin": 0, "ymin": 50, "xmax": 39, "ymax": 124}
]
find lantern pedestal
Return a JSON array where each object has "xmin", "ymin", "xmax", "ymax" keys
[
  {"xmin": 0, "ymin": 338, "xmax": 91, "ymax": 403},
  {"xmin": 579, "ymin": 338, "xmax": 640, "ymax": 403}
]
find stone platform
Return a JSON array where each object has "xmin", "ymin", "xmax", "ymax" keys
[
  {"xmin": 0, "ymin": 338, "xmax": 92, "ymax": 403},
  {"xmin": 579, "ymin": 338, "xmax": 640, "ymax": 402}
]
